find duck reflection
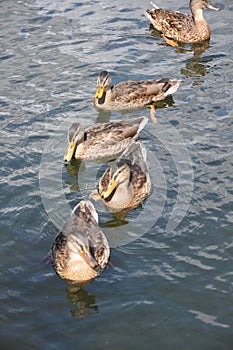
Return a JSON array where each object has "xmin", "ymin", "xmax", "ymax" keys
[
  {"xmin": 96, "ymin": 94, "xmax": 175, "ymax": 124},
  {"xmin": 149, "ymin": 27, "xmax": 211, "ymax": 79},
  {"xmin": 175, "ymin": 40, "xmax": 210, "ymax": 58},
  {"xmin": 66, "ymin": 282, "xmax": 98, "ymax": 318},
  {"xmin": 101, "ymin": 208, "xmax": 130, "ymax": 228},
  {"xmin": 64, "ymin": 159, "xmax": 85, "ymax": 191},
  {"xmin": 95, "ymin": 110, "xmax": 111, "ymax": 123},
  {"xmin": 179, "ymin": 41, "xmax": 211, "ymax": 79}
]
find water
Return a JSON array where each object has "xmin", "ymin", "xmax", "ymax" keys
[{"xmin": 1, "ymin": 0, "xmax": 232, "ymax": 349}]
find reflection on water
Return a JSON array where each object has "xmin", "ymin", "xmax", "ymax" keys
[
  {"xmin": 95, "ymin": 110, "xmax": 112, "ymax": 124},
  {"xmin": 103, "ymin": 210, "xmax": 130, "ymax": 227},
  {"xmin": 175, "ymin": 41, "xmax": 210, "ymax": 57},
  {"xmin": 148, "ymin": 27, "xmax": 212, "ymax": 79},
  {"xmin": 181, "ymin": 61, "xmax": 206, "ymax": 79},
  {"xmin": 179, "ymin": 42, "xmax": 211, "ymax": 79},
  {"xmin": 64, "ymin": 160, "xmax": 85, "ymax": 191},
  {"xmin": 66, "ymin": 282, "xmax": 98, "ymax": 318},
  {"xmin": 101, "ymin": 208, "xmax": 130, "ymax": 228}
]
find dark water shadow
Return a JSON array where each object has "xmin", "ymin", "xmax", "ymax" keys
[
  {"xmin": 95, "ymin": 110, "xmax": 112, "ymax": 123},
  {"xmin": 99, "ymin": 203, "xmax": 151, "ymax": 232},
  {"xmin": 63, "ymin": 156, "xmax": 120, "ymax": 193},
  {"xmin": 66, "ymin": 282, "xmax": 98, "ymax": 318},
  {"xmin": 63, "ymin": 159, "xmax": 85, "ymax": 191},
  {"xmin": 178, "ymin": 41, "xmax": 211, "ymax": 79},
  {"xmin": 95, "ymin": 95, "xmax": 176, "ymax": 123},
  {"xmin": 100, "ymin": 208, "xmax": 130, "ymax": 228},
  {"xmin": 149, "ymin": 26, "xmax": 212, "ymax": 80}
]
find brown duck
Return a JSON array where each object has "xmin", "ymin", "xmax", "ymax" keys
[
  {"xmin": 91, "ymin": 141, "xmax": 151, "ymax": 211},
  {"xmin": 51, "ymin": 200, "xmax": 110, "ymax": 283},
  {"xmin": 145, "ymin": 0, "xmax": 220, "ymax": 46},
  {"xmin": 94, "ymin": 70, "xmax": 180, "ymax": 111},
  {"xmin": 64, "ymin": 117, "xmax": 148, "ymax": 162}
]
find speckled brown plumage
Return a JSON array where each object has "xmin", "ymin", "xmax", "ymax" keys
[
  {"xmin": 94, "ymin": 71, "xmax": 180, "ymax": 111},
  {"xmin": 145, "ymin": 0, "xmax": 220, "ymax": 45},
  {"xmin": 64, "ymin": 117, "xmax": 148, "ymax": 162},
  {"xmin": 92, "ymin": 141, "xmax": 151, "ymax": 211},
  {"xmin": 50, "ymin": 201, "xmax": 110, "ymax": 283}
]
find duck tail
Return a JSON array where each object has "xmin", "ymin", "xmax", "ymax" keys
[
  {"xmin": 139, "ymin": 141, "xmax": 148, "ymax": 163},
  {"xmin": 150, "ymin": 1, "xmax": 159, "ymax": 9},
  {"xmin": 164, "ymin": 80, "xmax": 181, "ymax": 97},
  {"xmin": 72, "ymin": 200, "xmax": 99, "ymax": 224},
  {"xmin": 138, "ymin": 116, "xmax": 149, "ymax": 134}
]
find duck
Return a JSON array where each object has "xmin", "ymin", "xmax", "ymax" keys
[
  {"xmin": 144, "ymin": 0, "xmax": 220, "ymax": 47},
  {"xmin": 94, "ymin": 70, "xmax": 181, "ymax": 111},
  {"xmin": 50, "ymin": 200, "xmax": 110, "ymax": 283},
  {"xmin": 91, "ymin": 141, "xmax": 151, "ymax": 211},
  {"xmin": 64, "ymin": 117, "xmax": 148, "ymax": 162}
]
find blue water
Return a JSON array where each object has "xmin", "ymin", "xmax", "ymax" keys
[{"xmin": 1, "ymin": 1, "xmax": 232, "ymax": 349}]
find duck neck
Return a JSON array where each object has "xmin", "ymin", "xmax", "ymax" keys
[
  {"xmin": 192, "ymin": 8, "xmax": 205, "ymax": 23},
  {"xmin": 107, "ymin": 181, "xmax": 134, "ymax": 210}
]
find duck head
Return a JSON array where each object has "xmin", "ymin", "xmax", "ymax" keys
[
  {"xmin": 94, "ymin": 71, "xmax": 111, "ymax": 104},
  {"xmin": 64, "ymin": 123, "xmax": 85, "ymax": 162}
]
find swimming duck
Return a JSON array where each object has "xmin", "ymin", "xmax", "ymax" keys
[
  {"xmin": 51, "ymin": 200, "xmax": 110, "ymax": 283},
  {"xmin": 91, "ymin": 141, "xmax": 151, "ymax": 211},
  {"xmin": 94, "ymin": 70, "xmax": 181, "ymax": 111},
  {"xmin": 145, "ymin": 0, "xmax": 220, "ymax": 46},
  {"xmin": 64, "ymin": 117, "xmax": 148, "ymax": 162}
]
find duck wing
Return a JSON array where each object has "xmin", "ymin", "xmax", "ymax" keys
[
  {"xmin": 86, "ymin": 117, "xmax": 147, "ymax": 140},
  {"xmin": 145, "ymin": 9, "xmax": 193, "ymax": 35},
  {"xmin": 81, "ymin": 117, "xmax": 148, "ymax": 159},
  {"xmin": 117, "ymin": 141, "xmax": 151, "ymax": 195},
  {"xmin": 111, "ymin": 79, "xmax": 178, "ymax": 104}
]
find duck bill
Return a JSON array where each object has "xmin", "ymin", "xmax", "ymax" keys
[
  {"xmin": 79, "ymin": 250, "xmax": 96, "ymax": 268},
  {"xmin": 94, "ymin": 84, "xmax": 105, "ymax": 99},
  {"xmin": 207, "ymin": 3, "xmax": 221, "ymax": 11},
  {"xmin": 64, "ymin": 142, "xmax": 76, "ymax": 162},
  {"xmin": 101, "ymin": 179, "xmax": 118, "ymax": 199}
]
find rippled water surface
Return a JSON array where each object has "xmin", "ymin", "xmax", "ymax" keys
[{"xmin": 1, "ymin": 0, "xmax": 233, "ymax": 349}]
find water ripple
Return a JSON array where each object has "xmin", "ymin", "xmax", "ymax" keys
[{"xmin": 189, "ymin": 309, "xmax": 230, "ymax": 329}]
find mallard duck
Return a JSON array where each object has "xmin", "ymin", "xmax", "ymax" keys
[
  {"xmin": 91, "ymin": 141, "xmax": 151, "ymax": 211},
  {"xmin": 51, "ymin": 200, "xmax": 110, "ymax": 283},
  {"xmin": 94, "ymin": 70, "xmax": 181, "ymax": 111},
  {"xmin": 145, "ymin": 0, "xmax": 220, "ymax": 46},
  {"xmin": 64, "ymin": 117, "xmax": 148, "ymax": 162}
]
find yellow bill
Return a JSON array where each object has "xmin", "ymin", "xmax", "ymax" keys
[
  {"xmin": 101, "ymin": 179, "xmax": 118, "ymax": 199},
  {"xmin": 64, "ymin": 142, "xmax": 76, "ymax": 162},
  {"xmin": 94, "ymin": 84, "xmax": 105, "ymax": 99}
]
